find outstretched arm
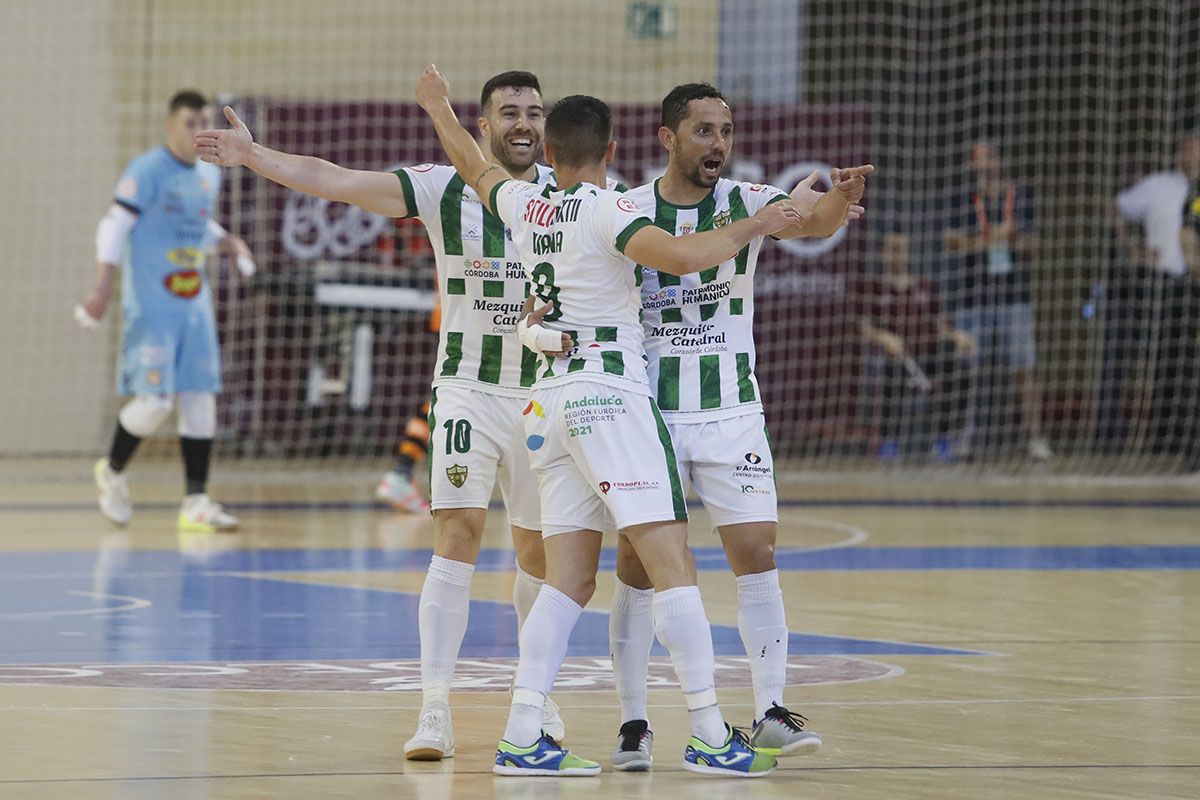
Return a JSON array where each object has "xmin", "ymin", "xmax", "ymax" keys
[
  {"xmin": 194, "ymin": 106, "xmax": 409, "ymax": 218},
  {"xmin": 623, "ymin": 200, "xmax": 806, "ymax": 276},
  {"xmin": 415, "ymin": 64, "xmax": 509, "ymax": 214},
  {"xmin": 776, "ymin": 164, "xmax": 874, "ymax": 240}
]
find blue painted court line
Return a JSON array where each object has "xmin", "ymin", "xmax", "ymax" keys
[
  {"xmin": 5, "ymin": 497, "xmax": 1200, "ymax": 513},
  {"xmin": 0, "ymin": 565, "xmax": 980, "ymax": 664}
]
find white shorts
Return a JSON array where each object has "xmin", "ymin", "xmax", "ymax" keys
[
  {"xmin": 428, "ymin": 386, "xmax": 540, "ymax": 530},
  {"xmin": 523, "ymin": 380, "xmax": 688, "ymax": 537},
  {"xmin": 668, "ymin": 412, "xmax": 778, "ymax": 529}
]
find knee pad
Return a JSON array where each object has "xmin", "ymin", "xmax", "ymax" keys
[
  {"xmin": 177, "ymin": 392, "xmax": 216, "ymax": 439},
  {"xmin": 118, "ymin": 394, "xmax": 174, "ymax": 438}
]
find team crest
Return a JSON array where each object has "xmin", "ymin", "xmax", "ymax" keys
[
  {"xmin": 446, "ymin": 464, "xmax": 468, "ymax": 488},
  {"xmin": 713, "ymin": 209, "xmax": 732, "ymax": 228}
]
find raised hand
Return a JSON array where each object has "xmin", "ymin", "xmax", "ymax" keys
[
  {"xmin": 416, "ymin": 64, "xmax": 451, "ymax": 112},
  {"xmin": 791, "ymin": 169, "xmax": 866, "ymax": 221},
  {"xmin": 194, "ymin": 106, "xmax": 253, "ymax": 167},
  {"xmin": 830, "ymin": 164, "xmax": 874, "ymax": 205},
  {"xmin": 753, "ymin": 199, "xmax": 809, "ymax": 236}
]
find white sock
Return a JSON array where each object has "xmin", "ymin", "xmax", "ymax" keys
[
  {"xmin": 418, "ymin": 556, "xmax": 475, "ymax": 708},
  {"xmin": 736, "ymin": 569, "xmax": 789, "ymax": 720},
  {"xmin": 609, "ymin": 579, "xmax": 655, "ymax": 724},
  {"xmin": 512, "ymin": 565, "xmax": 543, "ymax": 632},
  {"xmin": 503, "ymin": 585, "xmax": 582, "ymax": 746},
  {"xmin": 652, "ymin": 585, "xmax": 726, "ymax": 746}
]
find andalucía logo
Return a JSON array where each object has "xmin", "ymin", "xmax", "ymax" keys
[
  {"xmin": 523, "ymin": 400, "xmax": 545, "ymax": 417},
  {"xmin": 599, "ymin": 481, "xmax": 611, "ymax": 494},
  {"xmin": 744, "ymin": 452, "xmax": 762, "ymax": 465}
]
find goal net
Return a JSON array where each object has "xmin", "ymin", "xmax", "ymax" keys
[{"xmin": 4, "ymin": 0, "xmax": 1199, "ymax": 475}]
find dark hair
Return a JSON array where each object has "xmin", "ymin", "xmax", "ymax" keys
[
  {"xmin": 479, "ymin": 71, "xmax": 542, "ymax": 114},
  {"xmin": 169, "ymin": 90, "xmax": 209, "ymax": 114},
  {"xmin": 545, "ymin": 95, "xmax": 612, "ymax": 168},
  {"xmin": 660, "ymin": 82, "xmax": 727, "ymax": 131}
]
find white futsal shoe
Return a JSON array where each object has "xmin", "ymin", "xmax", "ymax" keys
[
  {"xmin": 375, "ymin": 470, "xmax": 429, "ymax": 513},
  {"xmin": 405, "ymin": 702, "xmax": 455, "ymax": 760},
  {"xmin": 94, "ymin": 458, "xmax": 132, "ymax": 526},
  {"xmin": 611, "ymin": 719, "xmax": 653, "ymax": 771},
  {"xmin": 178, "ymin": 494, "xmax": 239, "ymax": 533}
]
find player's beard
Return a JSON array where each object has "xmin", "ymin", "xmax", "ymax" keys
[
  {"xmin": 678, "ymin": 143, "xmax": 723, "ymax": 189},
  {"xmin": 491, "ymin": 129, "xmax": 541, "ymax": 176}
]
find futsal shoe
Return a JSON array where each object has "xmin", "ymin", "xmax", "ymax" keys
[
  {"xmin": 404, "ymin": 702, "xmax": 454, "ymax": 760},
  {"xmin": 94, "ymin": 458, "xmax": 132, "ymax": 526},
  {"xmin": 178, "ymin": 494, "xmax": 239, "ymax": 533},
  {"xmin": 375, "ymin": 470, "xmax": 429, "ymax": 513},
  {"xmin": 750, "ymin": 703, "xmax": 823, "ymax": 756},
  {"xmin": 682, "ymin": 724, "xmax": 776, "ymax": 777},
  {"xmin": 611, "ymin": 719, "xmax": 653, "ymax": 771},
  {"xmin": 493, "ymin": 733, "xmax": 600, "ymax": 776}
]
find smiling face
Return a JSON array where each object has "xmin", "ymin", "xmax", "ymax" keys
[
  {"xmin": 666, "ymin": 96, "xmax": 734, "ymax": 190},
  {"xmin": 478, "ymin": 85, "xmax": 545, "ymax": 174}
]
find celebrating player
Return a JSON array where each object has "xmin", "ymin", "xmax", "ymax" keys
[
  {"xmin": 194, "ymin": 71, "xmax": 562, "ymax": 760},
  {"xmin": 416, "ymin": 63, "xmax": 808, "ymax": 777},
  {"xmin": 80, "ymin": 90, "xmax": 254, "ymax": 533},
  {"xmin": 605, "ymin": 83, "xmax": 871, "ymax": 770}
]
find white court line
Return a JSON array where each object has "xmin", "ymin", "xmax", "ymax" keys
[
  {"xmin": 693, "ymin": 515, "xmax": 870, "ymax": 564},
  {"xmin": 0, "ymin": 591, "xmax": 152, "ymax": 620},
  {"xmin": 1, "ymin": 694, "xmax": 1197, "ymax": 713}
]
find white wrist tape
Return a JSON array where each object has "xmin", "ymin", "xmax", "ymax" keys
[
  {"xmin": 203, "ymin": 218, "xmax": 228, "ymax": 250},
  {"xmin": 95, "ymin": 204, "xmax": 137, "ymax": 265},
  {"xmin": 517, "ymin": 315, "xmax": 565, "ymax": 353}
]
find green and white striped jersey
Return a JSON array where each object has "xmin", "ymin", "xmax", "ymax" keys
[
  {"xmin": 492, "ymin": 179, "xmax": 655, "ymax": 394},
  {"xmin": 626, "ymin": 177, "xmax": 789, "ymax": 421},
  {"xmin": 393, "ymin": 163, "xmax": 555, "ymax": 397}
]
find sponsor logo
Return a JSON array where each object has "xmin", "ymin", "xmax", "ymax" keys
[
  {"xmin": 616, "ymin": 197, "xmax": 640, "ymax": 214},
  {"xmin": 649, "ymin": 322, "xmax": 726, "ymax": 348},
  {"xmin": 745, "ymin": 452, "xmax": 762, "ymax": 464},
  {"xmin": 643, "ymin": 287, "xmax": 679, "ymax": 309},
  {"xmin": 464, "ymin": 225, "xmax": 481, "ymax": 240},
  {"xmin": 167, "ymin": 247, "xmax": 204, "ymax": 269},
  {"xmin": 525, "ymin": 751, "xmax": 562, "ymax": 765},
  {"xmin": 563, "ymin": 395, "xmax": 623, "ymax": 410},
  {"xmin": 523, "ymin": 400, "xmax": 545, "ymax": 418},
  {"xmin": 599, "ymin": 481, "xmax": 611, "ymax": 494},
  {"xmin": 462, "ymin": 258, "xmax": 503, "ymax": 278},
  {"xmin": 681, "ymin": 281, "xmax": 731, "ymax": 306},
  {"xmin": 607, "ymin": 480, "xmax": 660, "ymax": 492},
  {"xmin": 525, "ymin": 435, "xmax": 545, "ymax": 451},
  {"xmin": 445, "ymin": 464, "xmax": 468, "ymax": 488},
  {"xmin": 282, "ymin": 191, "xmax": 390, "ymax": 260},
  {"xmin": 146, "ymin": 368, "xmax": 162, "ymax": 387},
  {"xmin": 714, "ymin": 752, "xmax": 752, "ymax": 766},
  {"xmin": 523, "ymin": 196, "xmax": 582, "ymax": 227},
  {"xmin": 164, "ymin": 269, "xmax": 202, "ymax": 298},
  {"xmin": 741, "ymin": 485, "xmax": 771, "ymax": 496}
]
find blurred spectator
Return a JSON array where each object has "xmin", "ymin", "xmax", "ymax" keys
[
  {"xmin": 1176, "ymin": 177, "xmax": 1200, "ymax": 471},
  {"xmin": 1112, "ymin": 134, "xmax": 1200, "ymax": 459},
  {"xmin": 944, "ymin": 140, "xmax": 1052, "ymax": 461},
  {"xmin": 859, "ymin": 232, "xmax": 975, "ymax": 460}
]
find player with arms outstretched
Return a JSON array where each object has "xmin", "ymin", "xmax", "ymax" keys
[
  {"xmin": 195, "ymin": 71, "xmax": 563, "ymax": 760},
  {"xmin": 80, "ymin": 90, "xmax": 254, "ymax": 533},
  {"xmin": 416, "ymin": 64, "xmax": 808, "ymax": 777},
  {"xmin": 603, "ymin": 83, "xmax": 871, "ymax": 770}
]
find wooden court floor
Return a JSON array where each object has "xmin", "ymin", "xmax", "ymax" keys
[{"xmin": 0, "ymin": 459, "xmax": 1197, "ymax": 799}]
